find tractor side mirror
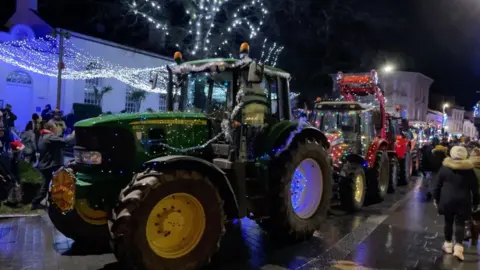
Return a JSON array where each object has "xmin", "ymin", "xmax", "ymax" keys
[{"xmin": 247, "ymin": 61, "xmax": 264, "ymax": 83}]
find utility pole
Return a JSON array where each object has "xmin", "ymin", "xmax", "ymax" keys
[{"xmin": 52, "ymin": 29, "xmax": 70, "ymax": 109}]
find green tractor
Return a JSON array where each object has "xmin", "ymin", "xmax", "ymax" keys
[{"xmin": 48, "ymin": 43, "xmax": 332, "ymax": 270}]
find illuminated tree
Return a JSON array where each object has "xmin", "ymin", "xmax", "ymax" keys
[{"xmin": 127, "ymin": 0, "xmax": 281, "ymax": 62}]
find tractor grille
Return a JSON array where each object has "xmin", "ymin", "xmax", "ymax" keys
[{"xmin": 75, "ymin": 127, "xmax": 136, "ymax": 170}]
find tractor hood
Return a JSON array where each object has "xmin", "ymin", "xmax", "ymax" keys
[
  {"xmin": 324, "ymin": 130, "xmax": 354, "ymax": 167},
  {"xmin": 75, "ymin": 112, "xmax": 207, "ymax": 127},
  {"xmin": 73, "ymin": 112, "xmax": 210, "ymax": 172}
]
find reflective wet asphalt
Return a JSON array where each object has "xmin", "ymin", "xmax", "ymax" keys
[{"xmin": 0, "ymin": 176, "xmax": 478, "ymax": 270}]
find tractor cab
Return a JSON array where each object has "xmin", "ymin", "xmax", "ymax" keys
[{"xmin": 311, "ymin": 101, "xmax": 378, "ymax": 160}]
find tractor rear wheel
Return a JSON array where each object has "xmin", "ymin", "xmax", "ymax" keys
[
  {"xmin": 398, "ymin": 148, "xmax": 413, "ymax": 186},
  {"xmin": 367, "ymin": 151, "xmax": 390, "ymax": 202},
  {"xmin": 388, "ymin": 156, "xmax": 400, "ymax": 194},
  {"xmin": 259, "ymin": 139, "xmax": 332, "ymax": 241},
  {"xmin": 48, "ymin": 167, "xmax": 109, "ymax": 244},
  {"xmin": 109, "ymin": 169, "xmax": 225, "ymax": 270},
  {"xmin": 339, "ymin": 163, "xmax": 366, "ymax": 212}
]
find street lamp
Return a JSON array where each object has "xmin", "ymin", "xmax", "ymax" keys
[
  {"xmin": 442, "ymin": 103, "xmax": 449, "ymax": 136},
  {"xmin": 383, "ymin": 64, "xmax": 394, "ymax": 73}
]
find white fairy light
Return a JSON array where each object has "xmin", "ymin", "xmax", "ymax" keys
[
  {"xmin": 0, "ymin": 36, "xmax": 168, "ymax": 93},
  {"xmin": 128, "ymin": 0, "xmax": 269, "ymax": 58}
]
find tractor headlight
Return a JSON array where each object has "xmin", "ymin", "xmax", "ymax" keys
[{"xmin": 74, "ymin": 150, "xmax": 102, "ymax": 165}]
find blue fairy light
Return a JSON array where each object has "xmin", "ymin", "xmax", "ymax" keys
[{"xmin": 290, "ymin": 168, "xmax": 307, "ymax": 211}]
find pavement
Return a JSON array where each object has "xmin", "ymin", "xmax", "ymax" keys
[{"xmin": 0, "ymin": 176, "xmax": 478, "ymax": 270}]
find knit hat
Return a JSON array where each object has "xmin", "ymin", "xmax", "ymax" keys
[{"xmin": 450, "ymin": 145, "xmax": 468, "ymax": 160}]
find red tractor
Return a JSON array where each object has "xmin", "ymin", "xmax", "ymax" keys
[{"xmin": 310, "ymin": 70, "xmax": 412, "ymax": 211}]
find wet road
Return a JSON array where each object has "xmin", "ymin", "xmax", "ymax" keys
[{"xmin": 0, "ymin": 176, "xmax": 477, "ymax": 270}]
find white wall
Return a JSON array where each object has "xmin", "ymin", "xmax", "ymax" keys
[{"xmin": 62, "ymin": 33, "xmax": 171, "ymax": 114}]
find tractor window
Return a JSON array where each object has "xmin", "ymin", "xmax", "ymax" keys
[
  {"xmin": 184, "ymin": 72, "xmax": 231, "ymax": 113},
  {"xmin": 267, "ymin": 79, "xmax": 278, "ymax": 115}
]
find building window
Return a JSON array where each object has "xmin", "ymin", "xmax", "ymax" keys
[
  {"xmin": 159, "ymin": 94, "xmax": 167, "ymax": 111},
  {"xmin": 125, "ymin": 86, "xmax": 141, "ymax": 113},
  {"xmin": 84, "ymin": 90, "xmax": 101, "ymax": 106},
  {"xmin": 6, "ymin": 71, "xmax": 32, "ymax": 85}
]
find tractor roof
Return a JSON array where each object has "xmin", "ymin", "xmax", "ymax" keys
[
  {"xmin": 75, "ymin": 112, "xmax": 206, "ymax": 127},
  {"xmin": 314, "ymin": 101, "xmax": 373, "ymax": 111},
  {"xmin": 172, "ymin": 58, "xmax": 291, "ymax": 79}
]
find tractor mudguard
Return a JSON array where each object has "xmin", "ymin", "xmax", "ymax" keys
[
  {"xmin": 143, "ymin": 155, "xmax": 239, "ymax": 218},
  {"xmin": 264, "ymin": 121, "xmax": 330, "ymax": 154},
  {"xmin": 344, "ymin": 153, "xmax": 367, "ymax": 168},
  {"xmin": 365, "ymin": 138, "xmax": 388, "ymax": 168}
]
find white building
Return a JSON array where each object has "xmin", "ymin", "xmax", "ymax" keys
[
  {"xmin": 463, "ymin": 119, "xmax": 478, "ymax": 139},
  {"xmin": 331, "ymin": 71, "xmax": 433, "ymax": 122},
  {"xmin": 0, "ymin": 0, "xmax": 171, "ymax": 130},
  {"xmin": 445, "ymin": 106, "xmax": 465, "ymax": 137},
  {"xmin": 426, "ymin": 109, "xmax": 443, "ymax": 129}
]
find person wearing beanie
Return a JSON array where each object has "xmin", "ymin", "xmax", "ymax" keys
[{"xmin": 433, "ymin": 145, "xmax": 479, "ymax": 261}]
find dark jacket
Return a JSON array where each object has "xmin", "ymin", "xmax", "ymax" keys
[
  {"xmin": 37, "ymin": 129, "xmax": 74, "ymax": 170},
  {"xmin": 430, "ymin": 145, "xmax": 448, "ymax": 173},
  {"xmin": 471, "ymin": 157, "xmax": 480, "ymax": 195},
  {"xmin": 20, "ymin": 130, "xmax": 36, "ymax": 155},
  {"xmin": 433, "ymin": 158, "xmax": 480, "ymax": 216},
  {"xmin": 420, "ymin": 143, "xmax": 434, "ymax": 171}
]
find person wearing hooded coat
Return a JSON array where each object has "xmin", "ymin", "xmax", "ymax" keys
[
  {"xmin": 433, "ymin": 145, "xmax": 480, "ymax": 261},
  {"xmin": 466, "ymin": 148, "xmax": 480, "ymax": 245}
]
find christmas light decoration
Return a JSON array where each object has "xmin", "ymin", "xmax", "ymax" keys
[
  {"xmin": 128, "ymin": 0, "xmax": 268, "ymax": 58},
  {"xmin": 0, "ymin": 36, "xmax": 168, "ymax": 93},
  {"xmin": 259, "ymin": 38, "xmax": 284, "ymax": 67}
]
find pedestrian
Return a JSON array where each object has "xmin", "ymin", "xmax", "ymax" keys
[
  {"xmin": 421, "ymin": 137, "xmax": 447, "ymax": 200},
  {"xmin": 41, "ymin": 104, "xmax": 52, "ymax": 122},
  {"xmin": 31, "ymin": 122, "xmax": 75, "ymax": 210},
  {"xmin": 4, "ymin": 104, "xmax": 17, "ymax": 131},
  {"xmin": 21, "ymin": 122, "xmax": 36, "ymax": 164},
  {"xmin": 467, "ymin": 148, "xmax": 480, "ymax": 244},
  {"xmin": 47, "ymin": 109, "xmax": 67, "ymax": 137},
  {"xmin": 433, "ymin": 145, "xmax": 479, "ymax": 261}
]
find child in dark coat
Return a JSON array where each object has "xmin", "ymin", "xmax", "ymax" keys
[{"xmin": 434, "ymin": 145, "xmax": 480, "ymax": 261}]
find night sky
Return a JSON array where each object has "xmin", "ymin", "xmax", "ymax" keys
[{"xmin": 0, "ymin": 0, "xmax": 479, "ymax": 108}]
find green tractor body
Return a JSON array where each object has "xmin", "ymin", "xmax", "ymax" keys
[{"xmin": 48, "ymin": 45, "xmax": 333, "ymax": 270}]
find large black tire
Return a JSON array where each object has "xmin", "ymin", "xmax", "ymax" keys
[
  {"xmin": 48, "ymin": 167, "xmax": 109, "ymax": 244},
  {"xmin": 367, "ymin": 151, "xmax": 390, "ymax": 202},
  {"xmin": 109, "ymin": 169, "xmax": 226, "ymax": 270},
  {"xmin": 339, "ymin": 163, "xmax": 366, "ymax": 212},
  {"xmin": 388, "ymin": 156, "xmax": 399, "ymax": 194},
  {"xmin": 398, "ymin": 148, "xmax": 412, "ymax": 186},
  {"xmin": 258, "ymin": 139, "xmax": 332, "ymax": 241}
]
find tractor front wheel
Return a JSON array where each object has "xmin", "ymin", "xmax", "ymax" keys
[
  {"xmin": 398, "ymin": 148, "xmax": 413, "ymax": 186},
  {"xmin": 367, "ymin": 151, "xmax": 390, "ymax": 202},
  {"xmin": 47, "ymin": 167, "xmax": 109, "ymax": 244},
  {"xmin": 109, "ymin": 169, "xmax": 225, "ymax": 270},
  {"xmin": 259, "ymin": 139, "xmax": 332, "ymax": 241},
  {"xmin": 388, "ymin": 156, "xmax": 400, "ymax": 194},
  {"xmin": 339, "ymin": 163, "xmax": 366, "ymax": 212}
]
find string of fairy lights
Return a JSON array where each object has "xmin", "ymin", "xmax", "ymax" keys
[
  {"xmin": 129, "ymin": 0, "xmax": 276, "ymax": 61},
  {"xmin": 259, "ymin": 38, "xmax": 283, "ymax": 67},
  {"xmin": 0, "ymin": 35, "xmax": 168, "ymax": 92}
]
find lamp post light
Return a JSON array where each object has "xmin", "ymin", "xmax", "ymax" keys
[
  {"xmin": 382, "ymin": 64, "xmax": 394, "ymax": 73},
  {"xmin": 442, "ymin": 103, "xmax": 449, "ymax": 136}
]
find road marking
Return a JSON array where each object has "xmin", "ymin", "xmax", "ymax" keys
[{"xmin": 295, "ymin": 188, "xmax": 415, "ymax": 269}]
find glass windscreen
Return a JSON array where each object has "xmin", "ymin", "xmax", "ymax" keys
[
  {"xmin": 315, "ymin": 111, "xmax": 357, "ymax": 133},
  {"xmin": 182, "ymin": 72, "xmax": 232, "ymax": 113}
]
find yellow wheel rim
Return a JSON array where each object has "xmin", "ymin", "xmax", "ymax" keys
[
  {"xmin": 76, "ymin": 199, "xmax": 107, "ymax": 225},
  {"xmin": 354, "ymin": 174, "xmax": 364, "ymax": 204},
  {"xmin": 146, "ymin": 193, "xmax": 206, "ymax": 259}
]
